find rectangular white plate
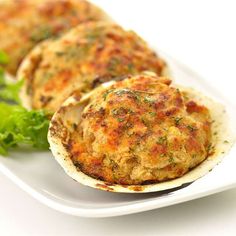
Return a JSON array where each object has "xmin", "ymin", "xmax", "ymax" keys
[{"xmin": 0, "ymin": 53, "xmax": 236, "ymax": 218}]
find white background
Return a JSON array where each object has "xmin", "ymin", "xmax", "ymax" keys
[{"xmin": 1, "ymin": 0, "xmax": 236, "ymax": 235}]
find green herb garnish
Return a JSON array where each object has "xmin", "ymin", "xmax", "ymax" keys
[
  {"xmin": 149, "ymin": 111, "xmax": 156, "ymax": 117},
  {"xmin": 114, "ymin": 89, "xmax": 141, "ymax": 102},
  {"xmin": 174, "ymin": 117, "xmax": 183, "ymax": 125},
  {"xmin": 168, "ymin": 156, "xmax": 174, "ymax": 163},
  {"xmin": 117, "ymin": 117, "xmax": 125, "ymax": 122},
  {"xmin": 187, "ymin": 125, "xmax": 197, "ymax": 132},
  {"xmin": 103, "ymin": 89, "xmax": 115, "ymax": 101},
  {"xmin": 157, "ymin": 136, "xmax": 168, "ymax": 145},
  {"xmin": 207, "ymin": 143, "xmax": 212, "ymax": 153},
  {"xmin": 144, "ymin": 96, "xmax": 156, "ymax": 105}
]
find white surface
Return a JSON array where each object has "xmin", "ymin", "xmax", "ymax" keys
[
  {"xmin": 1, "ymin": 171, "xmax": 236, "ymax": 236},
  {"xmin": 1, "ymin": 0, "xmax": 236, "ymax": 235}
]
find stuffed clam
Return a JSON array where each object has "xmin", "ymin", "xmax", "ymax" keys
[
  {"xmin": 48, "ymin": 73, "xmax": 232, "ymax": 193},
  {"xmin": 0, "ymin": 0, "xmax": 111, "ymax": 75},
  {"xmin": 17, "ymin": 22, "xmax": 167, "ymax": 113}
]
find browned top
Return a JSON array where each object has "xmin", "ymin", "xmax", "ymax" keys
[
  {"xmin": 67, "ymin": 74, "xmax": 212, "ymax": 185},
  {"xmin": 0, "ymin": 0, "xmax": 109, "ymax": 74},
  {"xmin": 20, "ymin": 22, "xmax": 166, "ymax": 112}
]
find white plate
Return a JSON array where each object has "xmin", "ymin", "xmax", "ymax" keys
[{"xmin": 0, "ymin": 54, "xmax": 236, "ymax": 218}]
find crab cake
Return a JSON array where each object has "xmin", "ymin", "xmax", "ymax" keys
[
  {"xmin": 18, "ymin": 22, "xmax": 167, "ymax": 113},
  {"xmin": 49, "ymin": 73, "xmax": 212, "ymax": 186},
  {"xmin": 0, "ymin": 0, "xmax": 110, "ymax": 75}
]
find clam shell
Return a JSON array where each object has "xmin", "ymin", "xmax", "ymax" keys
[
  {"xmin": 48, "ymin": 82, "xmax": 235, "ymax": 193},
  {"xmin": 17, "ymin": 40, "xmax": 48, "ymax": 110}
]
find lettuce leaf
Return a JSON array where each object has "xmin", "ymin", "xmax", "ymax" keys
[
  {"xmin": 0, "ymin": 51, "xmax": 10, "ymax": 65},
  {"xmin": 0, "ymin": 67, "xmax": 24, "ymax": 104},
  {"xmin": 0, "ymin": 68, "xmax": 5, "ymax": 85},
  {"xmin": 0, "ymin": 61, "xmax": 50, "ymax": 156},
  {"xmin": 0, "ymin": 103, "xmax": 50, "ymax": 155}
]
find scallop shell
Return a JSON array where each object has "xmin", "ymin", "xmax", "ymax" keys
[{"xmin": 48, "ymin": 81, "xmax": 235, "ymax": 193}]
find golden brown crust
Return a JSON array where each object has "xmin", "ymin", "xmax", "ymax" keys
[
  {"xmin": 0, "ymin": 0, "xmax": 110, "ymax": 75},
  {"xmin": 66, "ymin": 74, "xmax": 212, "ymax": 185},
  {"xmin": 18, "ymin": 22, "xmax": 167, "ymax": 113}
]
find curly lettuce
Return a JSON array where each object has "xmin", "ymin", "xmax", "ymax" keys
[
  {"xmin": 0, "ymin": 70, "xmax": 23, "ymax": 104},
  {"xmin": 0, "ymin": 50, "xmax": 10, "ymax": 65},
  {"xmin": 0, "ymin": 55, "xmax": 50, "ymax": 155},
  {"xmin": 0, "ymin": 103, "xmax": 50, "ymax": 155}
]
